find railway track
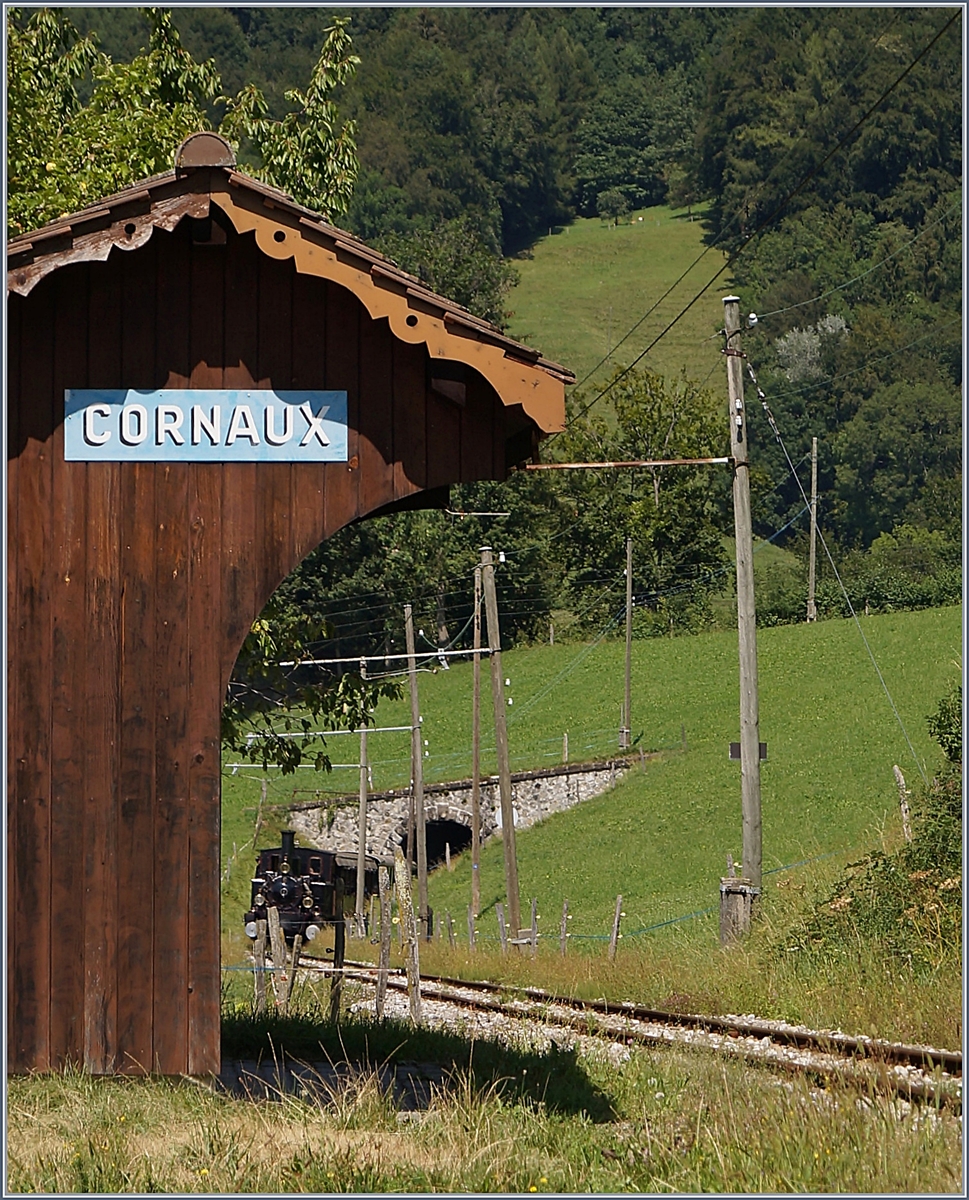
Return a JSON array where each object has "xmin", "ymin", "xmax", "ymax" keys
[{"xmin": 310, "ymin": 960, "xmax": 961, "ymax": 1108}]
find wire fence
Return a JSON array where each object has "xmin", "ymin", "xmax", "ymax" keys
[{"xmin": 219, "ymin": 847, "xmax": 848, "ymax": 973}]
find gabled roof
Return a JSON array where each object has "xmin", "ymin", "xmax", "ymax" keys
[{"xmin": 7, "ymin": 134, "xmax": 570, "ymax": 433}]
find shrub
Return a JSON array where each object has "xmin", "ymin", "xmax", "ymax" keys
[{"xmin": 777, "ymin": 684, "xmax": 962, "ymax": 973}]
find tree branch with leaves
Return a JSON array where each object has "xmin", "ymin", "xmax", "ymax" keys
[
  {"xmin": 7, "ymin": 7, "xmax": 360, "ymax": 238},
  {"xmin": 222, "ymin": 597, "xmax": 400, "ymax": 775}
]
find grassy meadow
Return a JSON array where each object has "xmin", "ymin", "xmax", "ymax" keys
[
  {"xmin": 222, "ymin": 606, "xmax": 960, "ymax": 953},
  {"xmin": 505, "ymin": 203, "xmax": 730, "ymax": 387}
]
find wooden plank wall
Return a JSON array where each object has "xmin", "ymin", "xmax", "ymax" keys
[{"xmin": 7, "ymin": 218, "xmax": 509, "ymax": 1075}]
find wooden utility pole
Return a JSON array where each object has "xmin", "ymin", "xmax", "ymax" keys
[
  {"xmin": 404, "ymin": 604, "xmax": 429, "ymax": 938},
  {"xmin": 620, "ymin": 536, "xmax": 633, "ymax": 750},
  {"xmin": 480, "ymin": 546, "xmax": 521, "ymax": 942},
  {"xmin": 354, "ymin": 659, "xmax": 369, "ymax": 934},
  {"xmin": 724, "ymin": 296, "xmax": 762, "ymax": 896},
  {"xmin": 807, "ymin": 436, "xmax": 818, "ymax": 622},
  {"xmin": 471, "ymin": 566, "xmax": 482, "ymax": 918}
]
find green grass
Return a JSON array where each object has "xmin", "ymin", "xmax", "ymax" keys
[
  {"xmin": 505, "ymin": 204, "xmax": 731, "ymax": 387},
  {"xmin": 8, "ymin": 1027, "xmax": 962, "ymax": 1193},
  {"xmin": 221, "ymin": 606, "xmax": 960, "ymax": 961}
]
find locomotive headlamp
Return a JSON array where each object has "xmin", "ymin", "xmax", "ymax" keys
[
  {"xmin": 254, "ymin": 893, "xmax": 266, "ymax": 907},
  {"xmin": 305, "ymin": 924, "xmax": 320, "ymax": 942},
  {"xmin": 302, "ymin": 895, "xmax": 314, "ymax": 909},
  {"xmin": 280, "ymin": 861, "xmax": 291, "ymax": 874},
  {"xmin": 244, "ymin": 921, "xmax": 258, "ymax": 940}
]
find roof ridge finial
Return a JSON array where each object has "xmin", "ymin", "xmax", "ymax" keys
[{"xmin": 176, "ymin": 132, "xmax": 236, "ymax": 172}]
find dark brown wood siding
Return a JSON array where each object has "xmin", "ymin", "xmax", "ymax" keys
[{"xmin": 7, "ymin": 218, "xmax": 509, "ymax": 1075}]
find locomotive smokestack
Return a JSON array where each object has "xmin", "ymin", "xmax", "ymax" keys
[{"xmin": 281, "ymin": 830, "xmax": 296, "ymax": 859}]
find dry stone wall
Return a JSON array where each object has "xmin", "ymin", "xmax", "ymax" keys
[{"xmin": 288, "ymin": 759, "xmax": 636, "ymax": 859}]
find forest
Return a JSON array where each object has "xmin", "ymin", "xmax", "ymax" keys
[{"xmin": 12, "ymin": 6, "xmax": 963, "ymax": 663}]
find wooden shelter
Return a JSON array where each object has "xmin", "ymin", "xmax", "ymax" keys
[{"xmin": 6, "ymin": 133, "xmax": 570, "ymax": 1075}]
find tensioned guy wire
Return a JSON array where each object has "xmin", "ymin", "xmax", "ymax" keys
[{"xmin": 747, "ymin": 358, "xmax": 930, "ymax": 786}]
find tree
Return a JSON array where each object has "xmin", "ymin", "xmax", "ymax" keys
[
  {"xmin": 273, "ymin": 471, "xmax": 566, "ymax": 661},
  {"xmin": 7, "ymin": 7, "xmax": 218, "ymax": 237},
  {"xmin": 577, "ymin": 84, "xmax": 664, "ymax": 216},
  {"xmin": 927, "ymin": 681, "xmax": 962, "ymax": 768},
  {"xmin": 831, "ymin": 381, "xmax": 962, "ymax": 546},
  {"xmin": 219, "ymin": 17, "xmax": 359, "ymax": 219},
  {"xmin": 596, "ymin": 188, "xmax": 629, "ymax": 224},
  {"xmin": 7, "ymin": 7, "xmax": 360, "ymax": 238},
  {"xmin": 373, "ymin": 216, "xmax": 519, "ymax": 328},
  {"xmin": 554, "ymin": 368, "xmax": 729, "ymax": 635},
  {"xmin": 221, "ymin": 595, "xmax": 399, "ymax": 775}
]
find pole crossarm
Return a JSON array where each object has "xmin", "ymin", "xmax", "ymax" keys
[
  {"xmin": 524, "ymin": 457, "xmax": 731, "ymax": 470},
  {"xmin": 245, "ymin": 725, "xmax": 414, "ymax": 742},
  {"xmin": 278, "ymin": 647, "xmax": 493, "ymax": 667}
]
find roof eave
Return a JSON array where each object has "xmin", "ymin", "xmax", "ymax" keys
[{"xmin": 7, "ymin": 165, "xmax": 572, "ymax": 432}]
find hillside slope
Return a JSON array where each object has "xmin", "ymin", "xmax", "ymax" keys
[
  {"xmin": 420, "ymin": 606, "xmax": 959, "ymax": 940},
  {"xmin": 505, "ymin": 205, "xmax": 732, "ymax": 387},
  {"xmin": 220, "ymin": 606, "xmax": 960, "ymax": 946}
]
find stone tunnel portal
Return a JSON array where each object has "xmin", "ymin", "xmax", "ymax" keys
[{"xmin": 405, "ymin": 819, "xmax": 473, "ymax": 870}]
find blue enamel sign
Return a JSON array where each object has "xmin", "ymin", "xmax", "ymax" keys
[{"xmin": 64, "ymin": 390, "xmax": 348, "ymax": 462}]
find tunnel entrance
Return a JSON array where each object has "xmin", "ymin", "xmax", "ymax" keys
[{"xmin": 405, "ymin": 819, "xmax": 473, "ymax": 870}]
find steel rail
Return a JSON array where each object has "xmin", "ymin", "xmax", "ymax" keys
[{"xmin": 327, "ymin": 960, "xmax": 961, "ymax": 1085}]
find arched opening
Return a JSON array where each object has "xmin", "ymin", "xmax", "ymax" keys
[
  {"xmin": 404, "ymin": 819, "xmax": 473, "ymax": 871},
  {"xmin": 6, "ymin": 153, "xmax": 568, "ymax": 1076}
]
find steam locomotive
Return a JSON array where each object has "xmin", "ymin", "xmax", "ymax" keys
[{"xmin": 244, "ymin": 830, "xmax": 381, "ymax": 945}]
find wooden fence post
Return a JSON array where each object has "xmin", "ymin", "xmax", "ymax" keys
[
  {"xmin": 267, "ymin": 905, "xmax": 287, "ymax": 1003},
  {"xmin": 447, "ymin": 911, "xmax": 456, "ymax": 949},
  {"xmin": 467, "ymin": 905, "xmax": 476, "ymax": 950},
  {"xmin": 530, "ymin": 898, "xmax": 538, "ymax": 957},
  {"xmin": 560, "ymin": 899, "xmax": 569, "ymax": 956},
  {"xmin": 253, "ymin": 919, "xmax": 268, "ymax": 1014},
  {"xmin": 608, "ymin": 894, "xmax": 623, "ymax": 960},
  {"xmin": 720, "ymin": 857, "xmax": 757, "ymax": 945},
  {"xmin": 394, "ymin": 847, "xmax": 422, "ymax": 1025},
  {"xmin": 376, "ymin": 865, "xmax": 391, "ymax": 1020},
  {"xmin": 894, "ymin": 765, "xmax": 913, "ymax": 842},
  {"xmin": 496, "ymin": 902, "xmax": 508, "ymax": 954},
  {"xmin": 281, "ymin": 933, "xmax": 302, "ymax": 1014},
  {"xmin": 329, "ymin": 876, "xmax": 346, "ymax": 1023}
]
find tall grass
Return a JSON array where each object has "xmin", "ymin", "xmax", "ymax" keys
[{"xmin": 7, "ymin": 1032, "xmax": 961, "ymax": 1193}]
